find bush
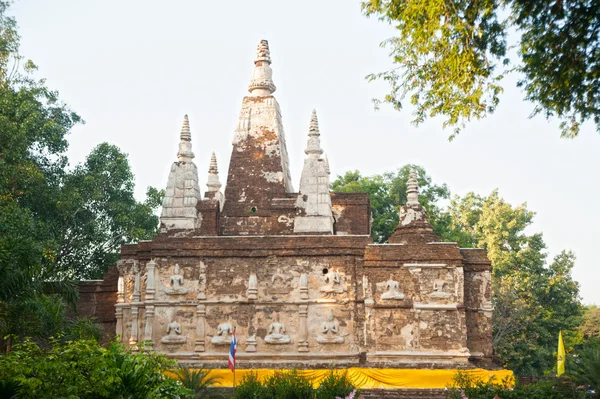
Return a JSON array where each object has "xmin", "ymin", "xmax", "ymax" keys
[
  {"xmin": 231, "ymin": 371, "xmax": 266, "ymax": 399},
  {"xmin": 447, "ymin": 371, "xmax": 585, "ymax": 399},
  {"xmin": 263, "ymin": 370, "xmax": 314, "ymax": 399},
  {"xmin": 232, "ymin": 370, "xmax": 314, "ymax": 399},
  {"xmin": 0, "ymin": 337, "xmax": 191, "ymax": 399},
  {"xmin": 175, "ymin": 366, "xmax": 222, "ymax": 399},
  {"xmin": 570, "ymin": 342, "xmax": 600, "ymax": 395},
  {"xmin": 315, "ymin": 369, "xmax": 359, "ymax": 399}
]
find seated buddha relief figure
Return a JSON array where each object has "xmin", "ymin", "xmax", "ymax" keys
[
  {"xmin": 264, "ymin": 314, "xmax": 291, "ymax": 344},
  {"xmin": 211, "ymin": 322, "xmax": 233, "ymax": 345},
  {"xmin": 165, "ymin": 264, "xmax": 188, "ymax": 295},
  {"xmin": 161, "ymin": 320, "xmax": 187, "ymax": 344},
  {"xmin": 381, "ymin": 274, "xmax": 405, "ymax": 300},
  {"xmin": 317, "ymin": 310, "xmax": 344, "ymax": 344}
]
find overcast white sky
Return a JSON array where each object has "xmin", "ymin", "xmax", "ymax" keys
[{"xmin": 11, "ymin": 0, "xmax": 599, "ymax": 304}]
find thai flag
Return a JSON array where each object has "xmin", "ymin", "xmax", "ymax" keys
[{"xmin": 228, "ymin": 327, "xmax": 237, "ymax": 372}]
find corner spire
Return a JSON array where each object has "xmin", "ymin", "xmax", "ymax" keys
[
  {"xmin": 406, "ymin": 169, "xmax": 419, "ymax": 205},
  {"xmin": 305, "ymin": 109, "xmax": 324, "ymax": 156},
  {"xmin": 248, "ymin": 40, "xmax": 276, "ymax": 95},
  {"xmin": 208, "ymin": 151, "xmax": 218, "ymax": 175},
  {"xmin": 160, "ymin": 114, "xmax": 201, "ymax": 231},
  {"xmin": 294, "ymin": 109, "xmax": 334, "ymax": 234},
  {"xmin": 206, "ymin": 151, "xmax": 224, "ymax": 210},
  {"xmin": 387, "ymin": 168, "xmax": 439, "ymax": 244},
  {"xmin": 177, "ymin": 114, "xmax": 195, "ymax": 162}
]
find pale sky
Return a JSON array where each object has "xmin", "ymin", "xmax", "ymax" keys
[{"xmin": 11, "ymin": 0, "xmax": 600, "ymax": 304}]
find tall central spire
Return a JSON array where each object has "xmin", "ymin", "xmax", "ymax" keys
[
  {"xmin": 221, "ymin": 40, "xmax": 294, "ymax": 234},
  {"xmin": 248, "ymin": 40, "xmax": 276, "ymax": 96}
]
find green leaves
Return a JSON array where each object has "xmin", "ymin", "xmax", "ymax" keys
[
  {"xmin": 363, "ymin": 0, "xmax": 600, "ymax": 138},
  {"xmin": 0, "ymin": 338, "xmax": 191, "ymax": 399}
]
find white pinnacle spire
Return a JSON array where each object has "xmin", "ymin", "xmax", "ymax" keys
[
  {"xmin": 209, "ymin": 151, "xmax": 218, "ymax": 175},
  {"xmin": 305, "ymin": 109, "xmax": 324, "ymax": 156},
  {"xmin": 294, "ymin": 109, "xmax": 334, "ymax": 234},
  {"xmin": 206, "ymin": 151, "xmax": 224, "ymax": 210},
  {"xmin": 406, "ymin": 169, "xmax": 419, "ymax": 205},
  {"xmin": 207, "ymin": 152, "xmax": 221, "ymax": 192},
  {"xmin": 248, "ymin": 40, "xmax": 276, "ymax": 95},
  {"xmin": 160, "ymin": 115, "xmax": 201, "ymax": 230},
  {"xmin": 177, "ymin": 114, "xmax": 195, "ymax": 162}
]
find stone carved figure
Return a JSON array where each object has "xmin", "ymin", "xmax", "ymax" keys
[
  {"xmin": 211, "ymin": 322, "xmax": 233, "ymax": 345},
  {"xmin": 430, "ymin": 279, "xmax": 450, "ymax": 299},
  {"xmin": 320, "ymin": 269, "xmax": 345, "ymax": 295},
  {"xmin": 317, "ymin": 310, "xmax": 344, "ymax": 344},
  {"xmin": 264, "ymin": 316, "xmax": 291, "ymax": 344},
  {"xmin": 165, "ymin": 264, "xmax": 188, "ymax": 295},
  {"xmin": 161, "ymin": 320, "xmax": 187, "ymax": 345},
  {"xmin": 247, "ymin": 272, "xmax": 258, "ymax": 300},
  {"xmin": 381, "ymin": 275, "xmax": 405, "ymax": 300},
  {"xmin": 271, "ymin": 268, "xmax": 287, "ymax": 283}
]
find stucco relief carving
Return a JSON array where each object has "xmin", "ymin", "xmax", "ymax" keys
[
  {"xmin": 264, "ymin": 315, "xmax": 291, "ymax": 344},
  {"xmin": 320, "ymin": 269, "xmax": 346, "ymax": 297},
  {"xmin": 317, "ymin": 310, "xmax": 345, "ymax": 344},
  {"xmin": 165, "ymin": 264, "xmax": 188, "ymax": 295},
  {"xmin": 430, "ymin": 279, "xmax": 451, "ymax": 299},
  {"xmin": 380, "ymin": 275, "xmax": 405, "ymax": 300},
  {"xmin": 247, "ymin": 273, "xmax": 258, "ymax": 300},
  {"xmin": 211, "ymin": 322, "xmax": 233, "ymax": 345},
  {"xmin": 161, "ymin": 320, "xmax": 187, "ymax": 347},
  {"xmin": 266, "ymin": 261, "xmax": 292, "ymax": 295}
]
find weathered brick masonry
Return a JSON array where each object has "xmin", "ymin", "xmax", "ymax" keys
[{"xmin": 79, "ymin": 40, "xmax": 493, "ymax": 387}]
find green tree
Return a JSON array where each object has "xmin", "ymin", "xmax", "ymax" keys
[
  {"xmin": 362, "ymin": 0, "xmax": 600, "ymax": 139},
  {"xmin": 332, "ymin": 165, "xmax": 450, "ymax": 242},
  {"xmin": 53, "ymin": 143, "xmax": 161, "ymax": 279},
  {"xmin": 0, "ymin": 1, "xmax": 162, "ymax": 348},
  {"xmin": 448, "ymin": 191, "xmax": 583, "ymax": 374},
  {"xmin": 580, "ymin": 305, "xmax": 600, "ymax": 340}
]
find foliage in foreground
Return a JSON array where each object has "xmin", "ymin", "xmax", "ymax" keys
[
  {"xmin": 447, "ymin": 371, "xmax": 585, "ymax": 399},
  {"xmin": 232, "ymin": 369, "xmax": 359, "ymax": 399},
  {"xmin": 0, "ymin": 338, "xmax": 191, "ymax": 399},
  {"xmin": 175, "ymin": 366, "xmax": 222, "ymax": 399}
]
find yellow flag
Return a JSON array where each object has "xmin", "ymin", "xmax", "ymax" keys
[{"xmin": 557, "ymin": 330, "xmax": 566, "ymax": 376}]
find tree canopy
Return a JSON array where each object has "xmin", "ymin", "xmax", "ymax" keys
[
  {"xmin": 0, "ymin": 1, "xmax": 162, "ymax": 348},
  {"xmin": 362, "ymin": 0, "xmax": 600, "ymax": 139}
]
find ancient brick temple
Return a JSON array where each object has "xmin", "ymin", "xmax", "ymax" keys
[{"xmin": 113, "ymin": 40, "xmax": 493, "ymax": 368}]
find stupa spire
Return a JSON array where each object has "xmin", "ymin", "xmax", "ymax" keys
[
  {"xmin": 205, "ymin": 151, "xmax": 224, "ymax": 210},
  {"xmin": 160, "ymin": 115, "xmax": 201, "ymax": 231},
  {"xmin": 177, "ymin": 114, "xmax": 195, "ymax": 162},
  {"xmin": 406, "ymin": 169, "xmax": 419, "ymax": 205},
  {"xmin": 294, "ymin": 109, "xmax": 334, "ymax": 234},
  {"xmin": 208, "ymin": 151, "xmax": 218, "ymax": 175},
  {"xmin": 305, "ymin": 109, "xmax": 324, "ymax": 156},
  {"xmin": 248, "ymin": 40, "xmax": 276, "ymax": 95},
  {"xmin": 387, "ymin": 167, "xmax": 439, "ymax": 244}
]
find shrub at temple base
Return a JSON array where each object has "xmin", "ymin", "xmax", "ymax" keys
[
  {"xmin": 0, "ymin": 337, "xmax": 191, "ymax": 399},
  {"xmin": 315, "ymin": 369, "xmax": 360, "ymax": 399},
  {"xmin": 448, "ymin": 371, "xmax": 585, "ymax": 399}
]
